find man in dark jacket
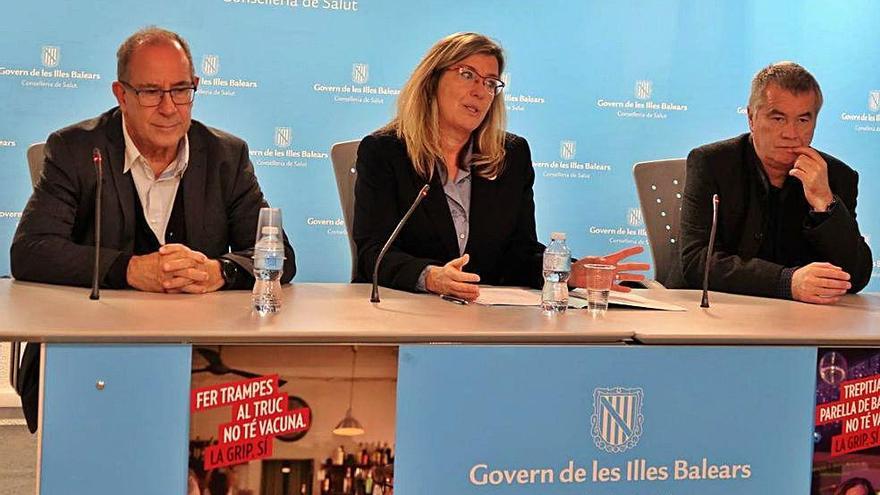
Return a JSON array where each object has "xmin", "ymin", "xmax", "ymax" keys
[
  {"xmin": 11, "ymin": 27, "xmax": 295, "ymax": 432},
  {"xmin": 677, "ymin": 62, "xmax": 872, "ymax": 303}
]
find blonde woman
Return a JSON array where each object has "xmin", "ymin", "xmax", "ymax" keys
[{"xmin": 353, "ymin": 32, "xmax": 647, "ymax": 301}]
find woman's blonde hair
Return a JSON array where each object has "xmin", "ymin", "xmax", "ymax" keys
[{"xmin": 382, "ymin": 32, "xmax": 507, "ymax": 181}]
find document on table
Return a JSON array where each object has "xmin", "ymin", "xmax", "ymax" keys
[
  {"xmin": 475, "ymin": 287, "xmax": 686, "ymax": 311},
  {"xmin": 474, "ymin": 287, "xmax": 542, "ymax": 306},
  {"xmin": 572, "ymin": 288, "xmax": 687, "ymax": 311}
]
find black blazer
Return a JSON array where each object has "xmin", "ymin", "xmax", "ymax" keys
[
  {"xmin": 353, "ymin": 131, "xmax": 544, "ymax": 291},
  {"xmin": 674, "ymin": 133, "xmax": 872, "ymax": 297},
  {"xmin": 11, "ymin": 107, "xmax": 296, "ymax": 287}
]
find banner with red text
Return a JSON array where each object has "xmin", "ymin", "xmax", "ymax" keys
[
  {"xmin": 188, "ymin": 345, "xmax": 398, "ymax": 495},
  {"xmin": 814, "ymin": 348, "xmax": 880, "ymax": 494}
]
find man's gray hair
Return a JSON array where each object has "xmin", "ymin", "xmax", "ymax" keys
[
  {"xmin": 748, "ymin": 61, "xmax": 823, "ymax": 114},
  {"xmin": 116, "ymin": 26, "xmax": 195, "ymax": 81}
]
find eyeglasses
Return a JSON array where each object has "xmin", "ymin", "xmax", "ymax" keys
[
  {"xmin": 447, "ymin": 65, "xmax": 505, "ymax": 96},
  {"xmin": 119, "ymin": 80, "xmax": 197, "ymax": 107}
]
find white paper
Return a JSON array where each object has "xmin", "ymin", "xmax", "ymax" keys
[
  {"xmin": 474, "ymin": 287, "xmax": 686, "ymax": 311},
  {"xmin": 474, "ymin": 287, "xmax": 541, "ymax": 306},
  {"xmin": 571, "ymin": 289, "xmax": 687, "ymax": 311}
]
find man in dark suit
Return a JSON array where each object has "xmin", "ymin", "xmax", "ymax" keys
[
  {"xmin": 11, "ymin": 27, "xmax": 295, "ymax": 432},
  {"xmin": 677, "ymin": 61, "xmax": 871, "ymax": 302}
]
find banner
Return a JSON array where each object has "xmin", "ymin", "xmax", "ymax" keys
[
  {"xmin": 189, "ymin": 345, "xmax": 398, "ymax": 495},
  {"xmin": 814, "ymin": 348, "xmax": 880, "ymax": 494}
]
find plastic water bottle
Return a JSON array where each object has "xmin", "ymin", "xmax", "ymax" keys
[
  {"xmin": 541, "ymin": 232, "xmax": 571, "ymax": 314},
  {"xmin": 252, "ymin": 226, "xmax": 285, "ymax": 315}
]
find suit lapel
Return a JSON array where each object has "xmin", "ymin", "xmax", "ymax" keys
[
  {"xmin": 104, "ymin": 111, "xmax": 135, "ymax": 244},
  {"xmin": 182, "ymin": 128, "xmax": 207, "ymax": 248},
  {"xmin": 419, "ymin": 169, "xmax": 459, "ymax": 259}
]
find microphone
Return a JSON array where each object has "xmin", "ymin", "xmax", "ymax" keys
[
  {"xmin": 90, "ymin": 148, "xmax": 103, "ymax": 301},
  {"xmin": 700, "ymin": 194, "xmax": 719, "ymax": 308},
  {"xmin": 371, "ymin": 184, "xmax": 430, "ymax": 303}
]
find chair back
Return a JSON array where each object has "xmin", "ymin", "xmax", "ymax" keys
[
  {"xmin": 27, "ymin": 142, "xmax": 46, "ymax": 188},
  {"xmin": 633, "ymin": 158, "xmax": 686, "ymax": 286},
  {"xmin": 330, "ymin": 140, "xmax": 362, "ymax": 281}
]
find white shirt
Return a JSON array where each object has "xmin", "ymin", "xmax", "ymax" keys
[{"xmin": 121, "ymin": 118, "xmax": 189, "ymax": 244}]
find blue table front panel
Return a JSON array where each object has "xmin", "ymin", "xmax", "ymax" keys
[
  {"xmin": 396, "ymin": 345, "xmax": 817, "ymax": 494},
  {"xmin": 41, "ymin": 344, "xmax": 192, "ymax": 495}
]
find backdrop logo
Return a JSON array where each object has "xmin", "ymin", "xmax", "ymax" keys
[
  {"xmin": 351, "ymin": 63, "xmax": 369, "ymax": 84},
  {"xmin": 634, "ymin": 80, "xmax": 652, "ymax": 100},
  {"xmin": 627, "ymin": 208, "xmax": 644, "ymax": 227},
  {"xmin": 250, "ymin": 128, "xmax": 328, "ymax": 168},
  {"xmin": 202, "ymin": 55, "xmax": 220, "ymax": 76},
  {"xmin": 275, "ymin": 127, "xmax": 292, "ymax": 148},
  {"xmin": 560, "ymin": 140, "xmax": 577, "ymax": 160},
  {"xmin": 501, "ymin": 72, "xmax": 546, "ymax": 113},
  {"xmin": 197, "ymin": 54, "xmax": 258, "ymax": 96},
  {"xmin": 596, "ymin": 80, "xmax": 688, "ymax": 120},
  {"xmin": 41, "ymin": 46, "xmax": 60, "ymax": 68},
  {"xmin": 591, "ymin": 387, "xmax": 644, "ymax": 454},
  {"xmin": 869, "ymin": 91, "xmax": 880, "ymax": 113},
  {"xmin": 312, "ymin": 64, "xmax": 399, "ymax": 105},
  {"xmin": 840, "ymin": 89, "xmax": 880, "ymax": 131},
  {"xmin": 501, "ymin": 72, "xmax": 511, "ymax": 88},
  {"xmin": 0, "ymin": 46, "xmax": 100, "ymax": 89}
]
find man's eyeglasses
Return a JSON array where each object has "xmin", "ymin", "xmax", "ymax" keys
[
  {"xmin": 447, "ymin": 65, "xmax": 505, "ymax": 96},
  {"xmin": 119, "ymin": 81, "xmax": 197, "ymax": 107}
]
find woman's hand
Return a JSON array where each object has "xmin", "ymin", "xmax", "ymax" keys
[
  {"xmin": 426, "ymin": 254, "xmax": 481, "ymax": 301},
  {"xmin": 570, "ymin": 246, "xmax": 650, "ymax": 292}
]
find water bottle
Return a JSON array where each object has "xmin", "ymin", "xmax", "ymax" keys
[
  {"xmin": 252, "ymin": 225, "xmax": 285, "ymax": 315},
  {"xmin": 541, "ymin": 232, "xmax": 571, "ymax": 314}
]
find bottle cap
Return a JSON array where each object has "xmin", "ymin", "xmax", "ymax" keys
[
  {"xmin": 261, "ymin": 226, "xmax": 280, "ymax": 235},
  {"xmin": 550, "ymin": 232, "xmax": 566, "ymax": 240}
]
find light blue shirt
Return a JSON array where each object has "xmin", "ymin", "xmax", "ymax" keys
[{"xmin": 415, "ymin": 147, "xmax": 474, "ymax": 292}]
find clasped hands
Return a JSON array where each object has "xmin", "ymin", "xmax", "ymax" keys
[
  {"xmin": 426, "ymin": 246, "xmax": 650, "ymax": 302},
  {"xmin": 126, "ymin": 244, "xmax": 224, "ymax": 293}
]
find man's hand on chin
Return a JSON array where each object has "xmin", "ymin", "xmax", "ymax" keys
[{"xmin": 789, "ymin": 147, "xmax": 834, "ymax": 211}]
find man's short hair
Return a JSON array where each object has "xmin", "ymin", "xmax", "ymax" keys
[
  {"xmin": 748, "ymin": 61, "xmax": 823, "ymax": 114},
  {"xmin": 116, "ymin": 26, "xmax": 195, "ymax": 81}
]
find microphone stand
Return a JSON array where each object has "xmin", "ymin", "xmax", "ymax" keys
[
  {"xmin": 700, "ymin": 194, "xmax": 719, "ymax": 308},
  {"xmin": 90, "ymin": 148, "xmax": 103, "ymax": 300},
  {"xmin": 371, "ymin": 184, "xmax": 430, "ymax": 303}
]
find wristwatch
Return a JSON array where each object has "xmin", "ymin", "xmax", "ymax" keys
[
  {"xmin": 218, "ymin": 258, "xmax": 239, "ymax": 288},
  {"xmin": 812, "ymin": 198, "xmax": 838, "ymax": 213}
]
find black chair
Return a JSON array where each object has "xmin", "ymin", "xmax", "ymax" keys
[{"xmin": 633, "ymin": 159, "xmax": 686, "ymax": 287}]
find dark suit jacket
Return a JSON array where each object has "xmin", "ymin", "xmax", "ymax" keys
[
  {"xmin": 353, "ymin": 131, "xmax": 544, "ymax": 291},
  {"xmin": 11, "ymin": 107, "xmax": 296, "ymax": 287},
  {"xmin": 674, "ymin": 133, "xmax": 872, "ymax": 297},
  {"xmin": 11, "ymin": 108, "xmax": 296, "ymax": 433}
]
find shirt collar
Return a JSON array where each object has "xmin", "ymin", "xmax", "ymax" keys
[
  {"xmin": 121, "ymin": 116, "xmax": 189, "ymax": 179},
  {"xmin": 438, "ymin": 139, "xmax": 474, "ymax": 185}
]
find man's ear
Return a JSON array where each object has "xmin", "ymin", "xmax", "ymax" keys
[{"xmin": 111, "ymin": 81, "xmax": 127, "ymax": 110}]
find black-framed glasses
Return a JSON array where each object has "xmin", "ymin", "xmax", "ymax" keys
[
  {"xmin": 447, "ymin": 65, "xmax": 505, "ymax": 95},
  {"xmin": 119, "ymin": 80, "xmax": 197, "ymax": 107}
]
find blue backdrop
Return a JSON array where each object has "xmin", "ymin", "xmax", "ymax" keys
[{"xmin": 2, "ymin": 0, "xmax": 878, "ymax": 287}]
